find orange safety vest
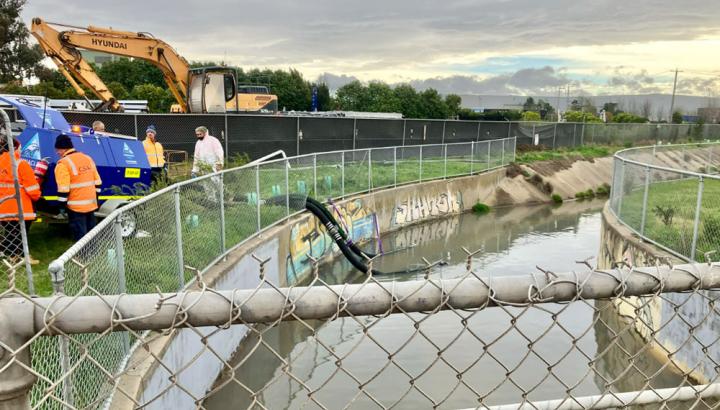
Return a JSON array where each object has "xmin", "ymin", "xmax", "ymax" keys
[
  {"xmin": 143, "ymin": 139, "xmax": 165, "ymax": 168},
  {"xmin": 55, "ymin": 149, "xmax": 102, "ymax": 213},
  {"xmin": 0, "ymin": 152, "xmax": 40, "ymax": 221}
]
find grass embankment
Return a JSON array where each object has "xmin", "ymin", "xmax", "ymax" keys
[
  {"xmin": 615, "ymin": 177, "xmax": 720, "ymax": 261},
  {"xmin": 514, "ymin": 145, "xmax": 622, "ymax": 164}
]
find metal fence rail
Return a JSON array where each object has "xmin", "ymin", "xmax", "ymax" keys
[
  {"xmin": 610, "ymin": 142, "xmax": 720, "ymax": 262},
  {"xmin": 3, "ymin": 256, "xmax": 720, "ymax": 409}
]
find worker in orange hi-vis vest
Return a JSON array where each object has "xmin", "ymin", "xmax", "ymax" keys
[
  {"xmin": 0, "ymin": 138, "xmax": 41, "ymax": 264},
  {"xmin": 142, "ymin": 125, "xmax": 166, "ymax": 184},
  {"xmin": 53, "ymin": 134, "xmax": 102, "ymax": 241}
]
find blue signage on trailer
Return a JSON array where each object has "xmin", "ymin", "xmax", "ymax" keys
[{"xmin": 0, "ymin": 95, "xmax": 151, "ymax": 210}]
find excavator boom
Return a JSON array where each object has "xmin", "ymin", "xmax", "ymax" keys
[{"xmin": 31, "ymin": 18, "xmax": 191, "ymax": 112}]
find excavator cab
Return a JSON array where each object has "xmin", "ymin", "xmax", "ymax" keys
[{"xmin": 187, "ymin": 67, "xmax": 237, "ymax": 113}]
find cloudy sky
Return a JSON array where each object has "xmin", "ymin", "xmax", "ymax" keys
[{"xmin": 22, "ymin": 0, "xmax": 720, "ymax": 96}]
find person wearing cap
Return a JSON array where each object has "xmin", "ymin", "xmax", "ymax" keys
[
  {"xmin": 0, "ymin": 137, "xmax": 40, "ymax": 264},
  {"xmin": 54, "ymin": 134, "xmax": 102, "ymax": 241},
  {"xmin": 142, "ymin": 125, "xmax": 166, "ymax": 184}
]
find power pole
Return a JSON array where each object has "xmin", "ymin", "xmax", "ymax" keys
[{"xmin": 669, "ymin": 68, "xmax": 682, "ymax": 122}]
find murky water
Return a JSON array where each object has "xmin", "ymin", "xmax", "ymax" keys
[{"xmin": 205, "ymin": 200, "xmax": 683, "ymax": 409}]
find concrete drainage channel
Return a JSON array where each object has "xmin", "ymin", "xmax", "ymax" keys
[{"xmin": 107, "ymin": 154, "xmax": 615, "ymax": 409}]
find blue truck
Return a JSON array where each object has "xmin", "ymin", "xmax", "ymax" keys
[{"xmin": 0, "ymin": 95, "xmax": 152, "ymax": 236}]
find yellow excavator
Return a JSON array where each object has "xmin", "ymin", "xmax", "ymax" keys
[{"xmin": 30, "ymin": 18, "xmax": 278, "ymax": 113}]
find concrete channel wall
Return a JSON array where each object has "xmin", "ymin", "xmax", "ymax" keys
[
  {"xmin": 598, "ymin": 204, "xmax": 718, "ymax": 386},
  {"xmin": 111, "ymin": 158, "xmax": 612, "ymax": 409}
]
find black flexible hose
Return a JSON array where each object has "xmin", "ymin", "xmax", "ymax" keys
[
  {"xmin": 306, "ymin": 200, "xmax": 381, "ymax": 275},
  {"xmin": 304, "ymin": 196, "xmax": 377, "ymax": 258}
]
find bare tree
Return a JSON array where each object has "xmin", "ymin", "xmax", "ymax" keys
[
  {"xmin": 656, "ymin": 106, "xmax": 665, "ymax": 122},
  {"xmin": 641, "ymin": 99, "xmax": 653, "ymax": 119}
]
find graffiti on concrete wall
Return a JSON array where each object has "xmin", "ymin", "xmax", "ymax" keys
[
  {"xmin": 391, "ymin": 191, "xmax": 463, "ymax": 226},
  {"xmin": 286, "ymin": 199, "xmax": 375, "ymax": 284}
]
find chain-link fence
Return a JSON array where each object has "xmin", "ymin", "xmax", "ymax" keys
[
  {"xmin": 4, "ymin": 254, "xmax": 720, "ymax": 409},
  {"xmin": 9, "ymin": 137, "xmax": 515, "ymax": 408},
  {"xmin": 610, "ymin": 142, "xmax": 720, "ymax": 262},
  {"xmin": 59, "ymin": 111, "xmax": 720, "ymax": 159}
]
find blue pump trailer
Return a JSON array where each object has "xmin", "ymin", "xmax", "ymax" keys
[{"xmin": 0, "ymin": 95, "xmax": 152, "ymax": 234}]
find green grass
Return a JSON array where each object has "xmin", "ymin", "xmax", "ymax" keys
[
  {"xmin": 515, "ymin": 145, "xmax": 622, "ymax": 164},
  {"xmin": 616, "ymin": 177, "xmax": 720, "ymax": 261}
]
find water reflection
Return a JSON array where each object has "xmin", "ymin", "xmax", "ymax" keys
[{"xmin": 204, "ymin": 200, "xmax": 688, "ymax": 409}]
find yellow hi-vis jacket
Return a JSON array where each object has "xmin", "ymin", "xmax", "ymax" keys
[
  {"xmin": 55, "ymin": 149, "xmax": 102, "ymax": 213},
  {"xmin": 143, "ymin": 139, "xmax": 165, "ymax": 168}
]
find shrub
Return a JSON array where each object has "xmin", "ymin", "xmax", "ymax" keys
[
  {"xmin": 575, "ymin": 191, "xmax": 586, "ymax": 200},
  {"xmin": 529, "ymin": 173, "xmax": 543, "ymax": 184},
  {"xmin": 623, "ymin": 141, "xmax": 633, "ymax": 148},
  {"xmin": 543, "ymin": 181, "xmax": 554, "ymax": 194},
  {"xmin": 653, "ymin": 205, "xmax": 676, "ymax": 226},
  {"xmin": 584, "ymin": 189, "xmax": 595, "ymax": 198},
  {"xmin": 596, "ymin": 183, "xmax": 611, "ymax": 196},
  {"xmin": 472, "ymin": 202, "xmax": 491, "ymax": 214},
  {"xmin": 551, "ymin": 194, "xmax": 563, "ymax": 204}
]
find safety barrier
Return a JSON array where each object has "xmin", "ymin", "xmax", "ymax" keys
[
  {"xmin": 610, "ymin": 142, "xmax": 720, "ymax": 261},
  {"xmin": 2, "ymin": 256, "xmax": 720, "ymax": 408}
]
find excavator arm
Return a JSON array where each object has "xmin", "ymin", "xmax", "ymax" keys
[{"xmin": 31, "ymin": 18, "xmax": 192, "ymax": 112}]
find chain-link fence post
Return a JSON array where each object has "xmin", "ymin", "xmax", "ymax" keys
[
  {"xmin": 690, "ymin": 176, "xmax": 704, "ymax": 261},
  {"xmin": 552, "ymin": 123, "xmax": 557, "ymax": 149},
  {"xmin": 441, "ymin": 121, "xmax": 446, "ymax": 144},
  {"xmin": 113, "ymin": 217, "xmax": 131, "ymax": 354},
  {"xmin": 133, "ymin": 114, "xmax": 138, "ymax": 138},
  {"xmin": 296, "ymin": 117, "xmax": 301, "ymax": 156},
  {"xmin": 402, "ymin": 119, "xmax": 406, "ymax": 146},
  {"xmin": 223, "ymin": 115, "xmax": 229, "ymax": 161},
  {"xmin": 640, "ymin": 166, "xmax": 651, "ymax": 235},
  {"xmin": 419, "ymin": 145, "xmax": 423, "ymax": 182},
  {"xmin": 219, "ymin": 173, "xmax": 226, "ymax": 253},
  {"xmin": 501, "ymin": 139, "xmax": 505, "ymax": 165},
  {"xmin": 443, "ymin": 144, "xmax": 448, "ymax": 179},
  {"xmin": 470, "ymin": 141, "xmax": 475, "ymax": 175},
  {"xmin": 487, "ymin": 140, "xmax": 491, "ymax": 171},
  {"xmin": 313, "ymin": 154, "xmax": 318, "ymax": 197},
  {"xmin": 580, "ymin": 122, "xmax": 586, "ymax": 146},
  {"xmin": 255, "ymin": 165, "xmax": 261, "ymax": 232},
  {"xmin": 393, "ymin": 146, "xmax": 397, "ymax": 187},
  {"xmin": 49, "ymin": 262, "xmax": 73, "ymax": 407},
  {"xmin": 617, "ymin": 159, "xmax": 626, "ymax": 216},
  {"xmin": 352, "ymin": 118, "xmax": 357, "ymax": 150},
  {"xmin": 285, "ymin": 159, "xmax": 290, "ymax": 217},
  {"xmin": 0, "ymin": 109, "xmax": 34, "ymax": 294},
  {"xmin": 341, "ymin": 152, "xmax": 345, "ymax": 198},
  {"xmin": 513, "ymin": 136, "xmax": 517, "ymax": 162},
  {"xmin": 173, "ymin": 186, "xmax": 185, "ymax": 288},
  {"xmin": 368, "ymin": 149, "xmax": 372, "ymax": 191}
]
